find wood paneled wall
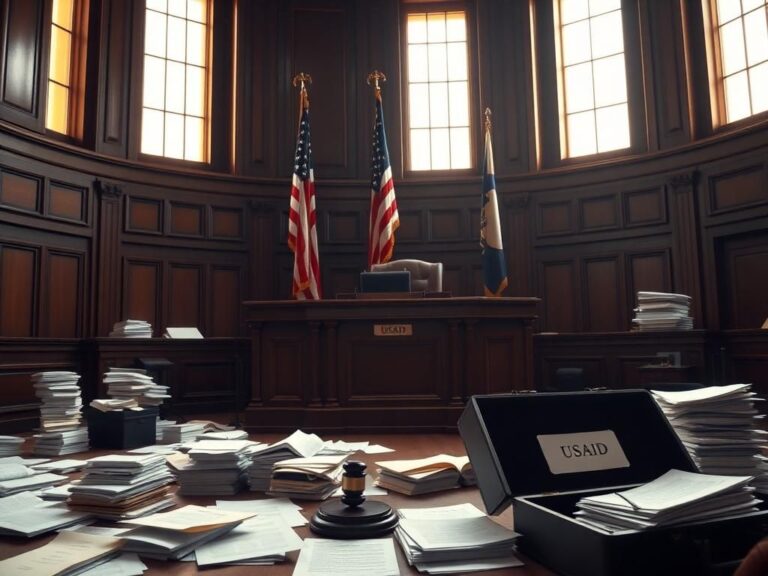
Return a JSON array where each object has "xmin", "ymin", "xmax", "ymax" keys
[{"xmin": 0, "ymin": 0, "xmax": 766, "ymax": 338}]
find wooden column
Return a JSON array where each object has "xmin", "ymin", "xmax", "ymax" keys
[{"xmin": 94, "ymin": 179, "xmax": 123, "ymax": 336}]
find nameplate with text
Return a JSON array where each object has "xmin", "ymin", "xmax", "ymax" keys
[
  {"xmin": 536, "ymin": 430, "xmax": 629, "ymax": 475},
  {"xmin": 373, "ymin": 324, "xmax": 413, "ymax": 336}
]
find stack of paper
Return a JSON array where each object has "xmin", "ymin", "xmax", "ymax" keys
[
  {"xmin": 395, "ymin": 503, "xmax": 522, "ymax": 574},
  {"xmin": 120, "ymin": 505, "xmax": 254, "ymax": 560},
  {"xmin": 0, "ymin": 460, "xmax": 68, "ymax": 496},
  {"xmin": 652, "ymin": 383, "xmax": 768, "ymax": 492},
  {"xmin": 173, "ymin": 440, "xmax": 261, "ymax": 496},
  {"xmin": 89, "ymin": 398, "xmax": 140, "ymax": 411},
  {"xmin": 0, "ymin": 530, "xmax": 123, "ymax": 573},
  {"xmin": 156, "ymin": 418, "xmax": 177, "ymax": 441},
  {"xmin": 215, "ymin": 498, "xmax": 308, "ymax": 528},
  {"xmin": 32, "ymin": 371, "xmax": 86, "ymax": 437},
  {"xmin": 193, "ymin": 511, "xmax": 303, "ymax": 567},
  {"xmin": 376, "ymin": 454, "xmax": 475, "ymax": 496},
  {"xmin": 162, "ymin": 422, "xmax": 206, "ymax": 443},
  {"xmin": 632, "ymin": 291, "xmax": 693, "ymax": 331},
  {"xmin": 33, "ymin": 427, "xmax": 90, "ymax": 456},
  {"xmin": 0, "ymin": 492, "xmax": 92, "ymax": 537},
  {"xmin": 294, "ymin": 538, "xmax": 400, "ymax": 576},
  {"xmin": 0, "ymin": 435, "xmax": 24, "ymax": 456},
  {"xmin": 575, "ymin": 469, "xmax": 759, "ymax": 532},
  {"xmin": 268, "ymin": 454, "xmax": 347, "ymax": 500},
  {"xmin": 109, "ymin": 319, "xmax": 152, "ymax": 338},
  {"xmin": 67, "ymin": 454, "xmax": 175, "ymax": 520},
  {"xmin": 247, "ymin": 429, "xmax": 324, "ymax": 491},
  {"xmin": 104, "ymin": 368, "xmax": 170, "ymax": 407},
  {"xmin": 198, "ymin": 429, "xmax": 249, "ymax": 441}
]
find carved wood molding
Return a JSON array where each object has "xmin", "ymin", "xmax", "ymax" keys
[
  {"xmin": 94, "ymin": 179, "xmax": 123, "ymax": 199},
  {"xmin": 504, "ymin": 193, "xmax": 530, "ymax": 211},
  {"xmin": 667, "ymin": 170, "xmax": 698, "ymax": 191}
]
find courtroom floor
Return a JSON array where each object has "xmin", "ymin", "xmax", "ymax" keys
[{"xmin": 1, "ymin": 427, "xmax": 557, "ymax": 576}]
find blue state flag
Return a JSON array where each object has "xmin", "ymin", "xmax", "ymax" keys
[{"xmin": 481, "ymin": 129, "xmax": 508, "ymax": 297}]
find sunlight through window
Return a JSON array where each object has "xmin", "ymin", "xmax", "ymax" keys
[
  {"xmin": 141, "ymin": 0, "xmax": 209, "ymax": 162},
  {"xmin": 406, "ymin": 11, "xmax": 471, "ymax": 171},
  {"xmin": 46, "ymin": 0, "xmax": 74, "ymax": 134},
  {"xmin": 557, "ymin": 0, "xmax": 630, "ymax": 158}
]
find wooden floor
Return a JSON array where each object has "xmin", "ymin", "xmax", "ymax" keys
[{"xmin": 0, "ymin": 432, "xmax": 558, "ymax": 575}]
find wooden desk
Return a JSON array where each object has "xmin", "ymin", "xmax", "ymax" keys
[
  {"xmin": 243, "ymin": 297, "xmax": 539, "ymax": 432},
  {"xmin": 0, "ymin": 433, "xmax": 555, "ymax": 576}
]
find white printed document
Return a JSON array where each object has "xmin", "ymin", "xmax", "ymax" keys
[{"xmin": 293, "ymin": 538, "xmax": 399, "ymax": 576}]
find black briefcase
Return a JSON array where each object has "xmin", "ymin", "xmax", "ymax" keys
[{"xmin": 458, "ymin": 390, "xmax": 768, "ymax": 576}]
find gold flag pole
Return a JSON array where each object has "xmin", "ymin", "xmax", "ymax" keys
[
  {"xmin": 292, "ymin": 72, "xmax": 312, "ymax": 124},
  {"xmin": 484, "ymin": 107, "xmax": 492, "ymax": 135},
  {"xmin": 366, "ymin": 70, "xmax": 387, "ymax": 99}
]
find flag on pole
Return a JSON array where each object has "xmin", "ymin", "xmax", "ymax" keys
[
  {"xmin": 287, "ymin": 81, "xmax": 321, "ymax": 300},
  {"xmin": 481, "ymin": 111, "xmax": 508, "ymax": 297},
  {"xmin": 368, "ymin": 79, "xmax": 399, "ymax": 268}
]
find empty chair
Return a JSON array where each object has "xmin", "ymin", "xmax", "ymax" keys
[{"xmin": 371, "ymin": 259, "xmax": 443, "ymax": 292}]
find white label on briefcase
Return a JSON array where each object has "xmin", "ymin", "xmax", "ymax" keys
[{"xmin": 536, "ymin": 430, "xmax": 630, "ymax": 475}]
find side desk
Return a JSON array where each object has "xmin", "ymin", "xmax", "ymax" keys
[{"xmin": 243, "ymin": 297, "xmax": 539, "ymax": 432}]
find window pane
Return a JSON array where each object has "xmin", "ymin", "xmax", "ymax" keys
[
  {"xmin": 427, "ymin": 13, "xmax": 446, "ymax": 43},
  {"xmin": 725, "ymin": 71, "xmax": 751, "ymax": 121},
  {"xmin": 409, "ymin": 83, "xmax": 430, "ymax": 128},
  {"xmin": 590, "ymin": 11, "xmax": 623, "ymax": 58},
  {"xmin": 410, "ymin": 129, "xmax": 431, "ymax": 170},
  {"xmin": 164, "ymin": 112, "xmax": 185, "ymax": 158},
  {"xmin": 145, "ymin": 10, "xmax": 167, "ymax": 58},
  {"xmin": 167, "ymin": 16, "xmax": 186, "ymax": 62},
  {"xmin": 717, "ymin": 0, "xmax": 741, "ymax": 24},
  {"xmin": 447, "ymin": 43, "xmax": 468, "ymax": 81},
  {"xmin": 52, "ymin": 0, "xmax": 73, "ymax": 30},
  {"xmin": 589, "ymin": 0, "xmax": 620, "ymax": 17},
  {"xmin": 142, "ymin": 108, "xmax": 165, "ymax": 156},
  {"xmin": 185, "ymin": 116, "xmax": 204, "ymax": 161},
  {"xmin": 593, "ymin": 54, "xmax": 626, "ymax": 106},
  {"xmin": 596, "ymin": 103, "xmax": 629, "ymax": 152},
  {"xmin": 562, "ymin": 21, "xmax": 591, "ymax": 66},
  {"xmin": 46, "ymin": 81, "xmax": 69, "ymax": 133},
  {"xmin": 428, "ymin": 43, "xmax": 448, "ymax": 81},
  {"xmin": 49, "ymin": 26, "xmax": 72, "ymax": 85},
  {"xmin": 430, "ymin": 128, "xmax": 450, "ymax": 169},
  {"xmin": 750, "ymin": 61, "xmax": 768, "ymax": 114},
  {"xmin": 408, "ymin": 44, "xmax": 428, "ymax": 82},
  {"xmin": 742, "ymin": 0, "xmax": 764, "ymax": 11},
  {"xmin": 408, "ymin": 13, "xmax": 427, "ymax": 44},
  {"xmin": 567, "ymin": 110, "xmax": 597, "ymax": 157},
  {"xmin": 744, "ymin": 8, "xmax": 768, "ymax": 67},
  {"xmin": 448, "ymin": 81, "xmax": 469, "ymax": 126},
  {"xmin": 147, "ymin": 0, "xmax": 167, "ymax": 12},
  {"xmin": 168, "ymin": 0, "xmax": 186, "ymax": 18},
  {"xmin": 450, "ymin": 127, "xmax": 471, "ymax": 169},
  {"xmin": 446, "ymin": 12, "xmax": 465, "ymax": 41},
  {"xmin": 186, "ymin": 65, "xmax": 205, "ymax": 117},
  {"xmin": 187, "ymin": 0, "xmax": 207, "ymax": 23},
  {"xmin": 429, "ymin": 82, "xmax": 449, "ymax": 127},
  {"xmin": 560, "ymin": 0, "xmax": 588, "ymax": 25},
  {"xmin": 721, "ymin": 19, "xmax": 746, "ymax": 75},
  {"xmin": 564, "ymin": 61, "xmax": 594, "ymax": 113},
  {"xmin": 143, "ymin": 56, "xmax": 166, "ymax": 109},
  {"xmin": 186, "ymin": 21, "xmax": 206, "ymax": 67},
  {"xmin": 165, "ymin": 60, "xmax": 185, "ymax": 113}
]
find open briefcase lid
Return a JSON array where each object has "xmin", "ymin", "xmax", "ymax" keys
[{"xmin": 458, "ymin": 390, "xmax": 697, "ymax": 515}]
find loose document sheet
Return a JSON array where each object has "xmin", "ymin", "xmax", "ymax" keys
[
  {"xmin": 293, "ymin": 538, "xmax": 399, "ymax": 576},
  {"xmin": 214, "ymin": 498, "xmax": 308, "ymax": 527}
]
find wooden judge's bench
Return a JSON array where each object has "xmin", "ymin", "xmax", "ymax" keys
[{"xmin": 243, "ymin": 297, "xmax": 539, "ymax": 432}]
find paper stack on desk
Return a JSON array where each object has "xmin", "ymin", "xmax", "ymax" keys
[
  {"xmin": 109, "ymin": 319, "xmax": 152, "ymax": 338},
  {"xmin": 267, "ymin": 454, "xmax": 347, "ymax": 500},
  {"xmin": 162, "ymin": 422, "xmax": 206, "ymax": 443},
  {"xmin": 120, "ymin": 505, "xmax": 255, "ymax": 560},
  {"xmin": 247, "ymin": 429, "xmax": 324, "ymax": 491},
  {"xmin": 375, "ymin": 454, "xmax": 476, "ymax": 495},
  {"xmin": 652, "ymin": 383, "xmax": 768, "ymax": 492},
  {"xmin": 0, "ymin": 530, "xmax": 123, "ymax": 574},
  {"xmin": 104, "ymin": 367, "xmax": 170, "ymax": 408},
  {"xmin": 0, "ymin": 492, "xmax": 91, "ymax": 537},
  {"xmin": 32, "ymin": 371, "xmax": 89, "ymax": 456},
  {"xmin": 0, "ymin": 435, "xmax": 24, "ymax": 456},
  {"xmin": 173, "ymin": 439, "xmax": 261, "ymax": 496},
  {"xmin": 67, "ymin": 453, "xmax": 175, "ymax": 520},
  {"xmin": 394, "ymin": 503, "xmax": 522, "ymax": 574},
  {"xmin": 574, "ymin": 469, "xmax": 759, "ymax": 532},
  {"xmin": 631, "ymin": 291, "xmax": 693, "ymax": 331}
]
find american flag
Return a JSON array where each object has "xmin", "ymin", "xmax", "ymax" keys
[
  {"xmin": 368, "ymin": 91, "xmax": 399, "ymax": 268},
  {"xmin": 481, "ymin": 128, "xmax": 508, "ymax": 296},
  {"xmin": 287, "ymin": 94, "xmax": 321, "ymax": 299}
]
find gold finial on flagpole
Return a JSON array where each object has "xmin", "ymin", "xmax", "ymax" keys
[
  {"xmin": 484, "ymin": 107, "xmax": 492, "ymax": 133},
  {"xmin": 367, "ymin": 70, "xmax": 387, "ymax": 97},
  {"xmin": 292, "ymin": 72, "xmax": 313, "ymax": 90}
]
